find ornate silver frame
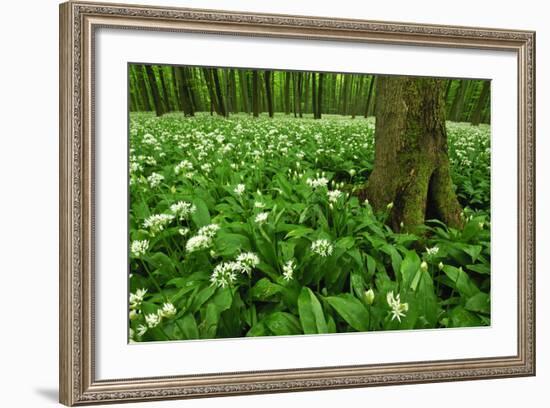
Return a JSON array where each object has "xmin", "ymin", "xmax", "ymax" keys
[{"xmin": 59, "ymin": 1, "xmax": 536, "ymax": 405}]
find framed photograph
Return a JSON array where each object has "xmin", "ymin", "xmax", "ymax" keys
[{"xmin": 59, "ymin": 1, "xmax": 535, "ymax": 405}]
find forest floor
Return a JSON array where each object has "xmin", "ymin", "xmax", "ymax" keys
[{"xmin": 127, "ymin": 112, "xmax": 491, "ymax": 342}]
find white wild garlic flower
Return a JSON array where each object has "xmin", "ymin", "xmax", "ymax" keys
[
  {"xmin": 170, "ymin": 201, "xmax": 196, "ymax": 220},
  {"xmin": 327, "ymin": 189, "xmax": 343, "ymax": 203},
  {"xmin": 255, "ymin": 212, "xmax": 269, "ymax": 224},
  {"xmin": 145, "ymin": 313, "xmax": 161, "ymax": 328},
  {"xmin": 158, "ymin": 302, "xmax": 177, "ymax": 319},
  {"xmin": 143, "ymin": 214, "xmax": 174, "ymax": 234},
  {"xmin": 130, "ymin": 240, "xmax": 149, "ymax": 258},
  {"xmin": 311, "ymin": 239, "xmax": 334, "ymax": 257},
  {"xmin": 234, "ymin": 184, "xmax": 246, "ymax": 196},
  {"xmin": 235, "ymin": 252, "xmax": 260, "ymax": 274},
  {"xmin": 147, "ymin": 172, "xmax": 164, "ymax": 188},
  {"xmin": 387, "ymin": 291, "xmax": 409, "ymax": 322},
  {"xmin": 282, "ymin": 260, "xmax": 295, "ymax": 281}
]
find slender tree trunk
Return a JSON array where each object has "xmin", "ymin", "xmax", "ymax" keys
[
  {"xmin": 444, "ymin": 79, "xmax": 453, "ymax": 104},
  {"xmin": 316, "ymin": 73, "xmax": 324, "ymax": 119},
  {"xmin": 174, "ymin": 67, "xmax": 195, "ymax": 116},
  {"xmin": 351, "ymin": 76, "xmax": 364, "ymax": 119},
  {"xmin": 238, "ymin": 71, "xmax": 249, "ymax": 113},
  {"xmin": 135, "ymin": 65, "xmax": 152, "ymax": 112},
  {"xmin": 470, "ymin": 81, "xmax": 490, "ymax": 125},
  {"xmin": 312, "ymin": 73, "xmax": 317, "ymax": 119},
  {"xmin": 360, "ymin": 76, "xmax": 463, "ymax": 231},
  {"xmin": 449, "ymin": 80, "xmax": 467, "ymax": 122},
  {"xmin": 252, "ymin": 70, "xmax": 260, "ymax": 117},
  {"xmin": 364, "ymin": 76, "xmax": 376, "ymax": 118},
  {"xmin": 264, "ymin": 70, "xmax": 274, "ymax": 118},
  {"xmin": 211, "ymin": 69, "xmax": 227, "ymax": 117},
  {"xmin": 230, "ymin": 70, "xmax": 238, "ymax": 113},
  {"xmin": 144, "ymin": 65, "xmax": 165, "ymax": 116},
  {"xmin": 303, "ymin": 73, "xmax": 310, "ymax": 114},
  {"xmin": 284, "ymin": 72, "xmax": 291, "ymax": 115},
  {"xmin": 158, "ymin": 67, "xmax": 171, "ymax": 112},
  {"xmin": 202, "ymin": 68, "xmax": 220, "ymax": 115}
]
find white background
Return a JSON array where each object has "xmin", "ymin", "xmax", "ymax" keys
[
  {"xmin": 0, "ymin": 0, "xmax": 546, "ymax": 407},
  {"xmin": 96, "ymin": 28, "xmax": 517, "ymax": 379}
]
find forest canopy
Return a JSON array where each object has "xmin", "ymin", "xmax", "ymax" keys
[{"xmin": 129, "ymin": 64, "xmax": 491, "ymax": 125}]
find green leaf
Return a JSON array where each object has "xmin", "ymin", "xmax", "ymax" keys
[
  {"xmin": 285, "ymin": 226, "xmax": 314, "ymax": 240},
  {"xmin": 441, "ymin": 265, "xmax": 480, "ymax": 298},
  {"xmin": 466, "ymin": 263, "xmax": 490, "ymax": 275},
  {"xmin": 400, "ymin": 250, "xmax": 420, "ymax": 289},
  {"xmin": 447, "ymin": 305, "xmax": 483, "ymax": 328},
  {"xmin": 465, "ymin": 292, "xmax": 490, "ymax": 314},
  {"xmin": 381, "ymin": 245, "xmax": 402, "ymax": 280},
  {"xmin": 326, "ymin": 294, "xmax": 369, "ymax": 332},
  {"xmin": 264, "ymin": 312, "xmax": 302, "ymax": 336},
  {"xmin": 297, "ymin": 287, "xmax": 328, "ymax": 334},
  {"xmin": 146, "ymin": 252, "xmax": 177, "ymax": 275},
  {"xmin": 214, "ymin": 232, "xmax": 251, "ymax": 257},
  {"xmin": 191, "ymin": 197, "xmax": 211, "ymax": 227},
  {"xmin": 189, "ymin": 285, "xmax": 216, "ymax": 312},
  {"xmin": 200, "ymin": 303, "xmax": 221, "ymax": 338},
  {"xmin": 250, "ymin": 278, "xmax": 283, "ymax": 301},
  {"xmin": 177, "ymin": 313, "xmax": 198, "ymax": 340},
  {"xmin": 211, "ymin": 287, "xmax": 233, "ymax": 312},
  {"xmin": 247, "ymin": 321, "xmax": 269, "ymax": 337}
]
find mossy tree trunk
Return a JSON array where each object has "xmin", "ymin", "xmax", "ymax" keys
[{"xmin": 361, "ymin": 76, "xmax": 463, "ymax": 231}]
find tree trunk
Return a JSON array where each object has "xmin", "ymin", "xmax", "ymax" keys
[
  {"xmin": 158, "ymin": 67, "xmax": 172, "ymax": 112},
  {"xmin": 284, "ymin": 72, "xmax": 291, "ymax": 115},
  {"xmin": 449, "ymin": 80, "xmax": 467, "ymax": 122},
  {"xmin": 470, "ymin": 81, "xmax": 490, "ymax": 125},
  {"xmin": 238, "ymin": 71, "xmax": 249, "ymax": 114},
  {"xmin": 364, "ymin": 76, "xmax": 376, "ymax": 118},
  {"xmin": 202, "ymin": 68, "xmax": 220, "ymax": 116},
  {"xmin": 174, "ymin": 67, "xmax": 195, "ymax": 116},
  {"xmin": 360, "ymin": 76, "xmax": 463, "ymax": 231},
  {"xmin": 264, "ymin": 71, "xmax": 274, "ymax": 118},
  {"xmin": 135, "ymin": 65, "xmax": 152, "ymax": 112},
  {"xmin": 316, "ymin": 73, "xmax": 324, "ymax": 119},
  {"xmin": 211, "ymin": 69, "xmax": 227, "ymax": 117},
  {"xmin": 144, "ymin": 65, "xmax": 165, "ymax": 117},
  {"xmin": 252, "ymin": 70, "xmax": 260, "ymax": 117}
]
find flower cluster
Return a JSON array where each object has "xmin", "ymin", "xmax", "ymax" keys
[
  {"xmin": 147, "ymin": 172, "xmax": 164, "ymax": 188},
  {"xmin": 130, "ymin": 240, "xmax": 149, "ymax": 258},
  {"xmin": 142, "ymin": 301, "xmax": 178, "ymax": 333},
  {"xmin": 255, "ymin": 212, "xmax": 269, "ymax": 224},
  {"xmin": 143, "ymin": 213, "xmax": 174, "ymax": 234},
  {"xmin": 235, "ymin": 252, "xmax": 260, "ymax": 275},
  {"xmin": 306, "ymin": 173, "xmax": 329, "ymax": 189},
  {"xmin": 282, "ymin": 260, "xmax": 295, "ymax": 281},
  {"xmin": 211, "ymin": 252, "xmax": 261, "ymax": 287},
  {"xmin": 311, "ymin": 239, "xmax": 334, "ymax": 257},
  {"xmin": 327, "ymin": 189, "xmax": 342, "ymax": 203},
  {"xmin": 170, "ymin": 201, "xmax": 196, "ymax": 221},
  {"xmin": 186, "ymin": 223, "xmax": 221, "ymax": 253},
  {"xmin": 386, "ymin": 291, "xmax": 409, "ymax": 322}
]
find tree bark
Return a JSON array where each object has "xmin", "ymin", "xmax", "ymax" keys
[
  {"xmin": 364, "ymin": 76, "xmax": 376, "ymax": 118},
  {"xmin": 316, "ymin": 73, "xmax": 324, "ymax": 119},
  {"xmin": 264, "ymin": 70, "xmax": 274, "ymax": 118},
  {"xmin": 238, "ymin": 71, "xmax": 249, "ymax": 114},
  {"xmin": 211, "ymin": 69, "xmax": 227, "ymax": 117},
  {"xmin": 449, "ymin": 80, "xmax": 467, "ymax": 122},
  {"xmin": 135, "ymin": 65, "xmax": 152, "ymax": 112},
  {"xmin": 360, "ymin": 76, "xmax": 463, "ymax": 231},
  {"xmin": 470, "ymin": 81, "xmax": 490, "ymax": 126},
  {"xmin": 144, "ymin": 65, "xmax": 165, "ymax": 117},
  {"xmin": 252, "ymin": 70, "xmax": 260, "ymax": 117}
]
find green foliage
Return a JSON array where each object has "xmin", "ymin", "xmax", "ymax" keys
[{"xmin": 128, "ymin": 113, "xmax": 491, "ymax": 342}]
